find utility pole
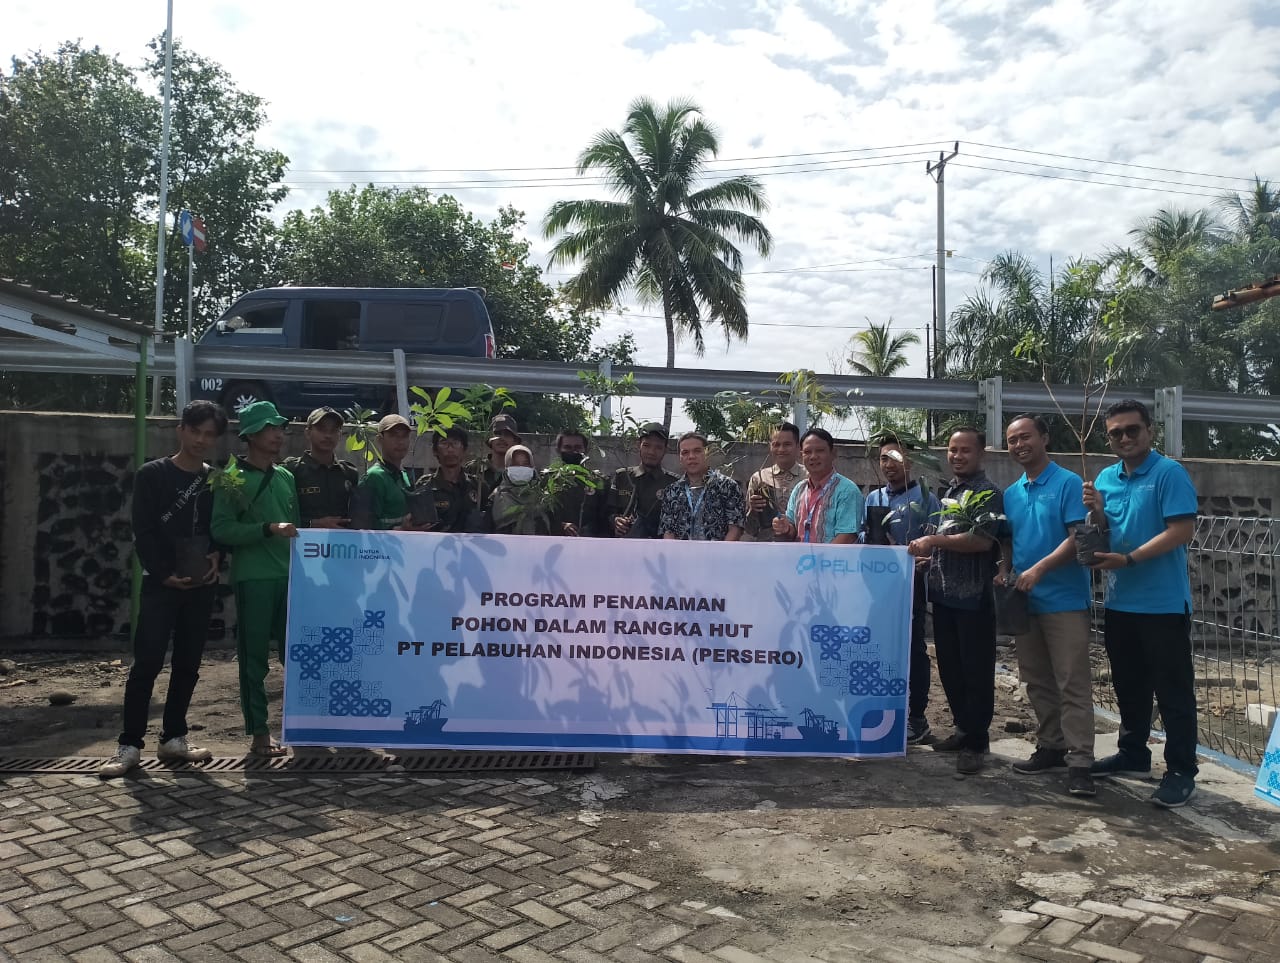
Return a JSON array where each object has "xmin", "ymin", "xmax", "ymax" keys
[
  {"xmin": 150, "ymin": 0, "xmax": 175, "ymax": 415},
  {"xmin": 926, "ymin": 142, "xmax": 960, "ymax": 372}
]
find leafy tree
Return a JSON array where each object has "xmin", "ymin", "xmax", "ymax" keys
[
  {"xmin": 946, "ymin": 252, "xmax": 1160, "ymax": 450},
  {"xmin": 543, "ymin": 96, "xmax": 772, "ymax": 429},
  {"xmin": 0, "ymin": 39, "xmax": 288, "ymax": 411},
  {"xmin": 149, "ymin": 39, "xmax": 288, "ymax": 335},
  {"xmin": 275, "ymin": 185, "xmax": 620, "ymax": 431}
]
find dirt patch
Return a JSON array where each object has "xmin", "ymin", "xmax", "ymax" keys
[{"xmin": 0, "ymin": 650, "xmax": 274, "ymax": 755}]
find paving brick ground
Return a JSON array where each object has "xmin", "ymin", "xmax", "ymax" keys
[{"xmin": 2, "ymin": 762, "xmax": 1278, "ymax": 963}]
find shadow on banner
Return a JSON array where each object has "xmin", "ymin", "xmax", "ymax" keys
[{"xmin": 282, "ymin": 532, "xmax": 913, "ymax": 759}]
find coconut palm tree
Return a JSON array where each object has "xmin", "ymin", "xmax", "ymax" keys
[
  {"xmin": 1219, "ymin": 177, "xmax": 1280, "ymax": 242},
  {"xmin": 846, "ymin": 320, "xmax": 919, "ymax": 377},
  {"xmin": 542, "ymin": 97, "xmax": 772, "ymax": 429},
  {"xmin": 1128, "ymin": 207, "xmax": 1221, "ymax": 280}
]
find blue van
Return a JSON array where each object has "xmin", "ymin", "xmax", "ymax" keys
[{"xmin": 190, "ymin": 287, "xmax": 497, "ymax": 417}]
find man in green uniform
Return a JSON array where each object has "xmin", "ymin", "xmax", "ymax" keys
[
  {"xmin": 351, "ymin": 414, "xmax": 434, "ymax": 530},
  {"xmin": 210, "ymin": 401, "xmax": 299, "ymax": 757},
  {"xmin": 420, "ymin": 425, "xmax": 482, "ymax": 532},
  {"xmin": 284, "ymin": 407, "xmax": 358, "ymax": 528},
  {"xmin": 607, "ymin": 422, "xmax": 677, "ymax": 538}
]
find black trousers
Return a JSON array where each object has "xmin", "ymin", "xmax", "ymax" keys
[
  {"xmin": 932, "ymin": 600, "xmax": 996, "ymax": 751},
  {"xmin": 1103, "ymin": 609, "xmax": 1199, "ymax": 777},
  {"xmin": 909, "ymin": 570, "xmax": 930, "ymax": 719},
  {"xmin": 119, "ymin": 582, "xmax": 215, "ymax": 749}
]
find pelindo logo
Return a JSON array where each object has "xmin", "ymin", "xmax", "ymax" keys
[
  {"xmin": 302, "ymin": 542, "xmax": 358, "ymax": 560},
  {"xmin": 795, "ymin": 555, "xmax": 901, "ymax": 576}
]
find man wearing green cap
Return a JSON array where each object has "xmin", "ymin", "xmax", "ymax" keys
[
  {"xmin": 211, "ymin": 400, "xmax": 299, "ymax": 757},
  {"xmin": 351, "ymin": 414, "xmax": 435, "ymax": 530}
]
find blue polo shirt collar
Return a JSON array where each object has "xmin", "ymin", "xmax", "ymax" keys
[
  {"xmin": 1021, "ymin": 461, "xmax": 1060, "ymax": 490},
  {"xmin": 1119, "ymin": 450, "xmax": 1161, "ymax": 480}
]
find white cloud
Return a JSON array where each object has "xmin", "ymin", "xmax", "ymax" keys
[{"xmin": 6, "ymin": 0, "xmax": 1280, "ymax": 431}]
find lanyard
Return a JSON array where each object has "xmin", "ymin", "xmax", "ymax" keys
[
  {"xmin": 800, "ymin": 474, "xmax": 838, "ymax": 543},
  {"xmin": 685, "ymin": 481, "xmax": 709, "ymax": 521}
]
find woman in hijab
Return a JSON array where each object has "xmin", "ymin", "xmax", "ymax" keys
[{"xmin": 487, "ymin": 445, "xmax": 549, "ymax": 535}]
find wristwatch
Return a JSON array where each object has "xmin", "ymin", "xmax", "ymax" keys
[{"xmin": 1124, "ymin": 552, "xmax": 1136, "ymax": 567}]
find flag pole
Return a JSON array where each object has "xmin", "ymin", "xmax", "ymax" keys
[
  {"xmin": 150, "ymin": 0, "xmax": 175, "ymax": 415},
  {"xmin": 186, "ymin": 240, "xmax": 194, "ymax": 340}
]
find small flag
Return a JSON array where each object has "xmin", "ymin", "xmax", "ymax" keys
[{"xmin": 179, "ymin": 210, "xmax": 207, "ymax": 253}]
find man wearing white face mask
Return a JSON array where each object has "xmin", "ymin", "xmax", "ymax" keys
[{"xmin": 487, "ymin": 445, "xmax": 549, "ymax": 535}]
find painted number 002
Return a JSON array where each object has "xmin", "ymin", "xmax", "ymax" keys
[{"xmin": 199, "ymin": 378, "xmax": 223, "ymax": 392}]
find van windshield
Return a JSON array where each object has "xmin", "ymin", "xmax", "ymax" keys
[{"xmin": 219, "ymin": 301, "xmax": 286, "ymax": 333}]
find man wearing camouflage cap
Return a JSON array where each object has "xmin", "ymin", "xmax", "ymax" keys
[
  {"xmin": 284, "ymin": 407, "xmax": 358, "ymax": 529},
  {"xmin": 481, "ymin": 413, "xmax": 522, "ymax": 508},
  {"xmin": 606, "ymin": 422, "xmax": 677, "ymax": 538}
]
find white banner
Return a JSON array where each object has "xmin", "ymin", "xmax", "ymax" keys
[{"xmin": 283, "ymin": 532, "xmax": 913, "ymax": 758}]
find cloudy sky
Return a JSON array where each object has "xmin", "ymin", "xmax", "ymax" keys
[{"xmin": 8, "ymin": 0, "xmax": 1280, "ymax": 427}]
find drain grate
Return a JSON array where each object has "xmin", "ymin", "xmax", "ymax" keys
[{"xmin": 0, "ymin": 751, "xmax": 595, "ymax": 776}]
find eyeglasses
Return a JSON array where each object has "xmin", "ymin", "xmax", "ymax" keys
[{"xmin": 1106, "ymin": 424, "xmax": 1144, "ymax": 441}]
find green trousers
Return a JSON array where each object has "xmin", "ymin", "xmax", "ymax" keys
[{"xmin": 234, "ymin": 578, "xmax": 288, "ymax": 737}]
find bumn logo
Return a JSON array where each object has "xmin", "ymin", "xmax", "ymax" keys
[{"xmin": 302, "ymin": 542, "xmax": 358, "ymax": 560}]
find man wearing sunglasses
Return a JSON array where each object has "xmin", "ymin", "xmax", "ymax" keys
[{"xmin": 1082, "ymin": 400, "xmax": 1199, "ymax": 808}]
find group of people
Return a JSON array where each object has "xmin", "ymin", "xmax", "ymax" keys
[{"xmin": 101, "ymin": 397, "xmax": 1201, "ymax": 812}]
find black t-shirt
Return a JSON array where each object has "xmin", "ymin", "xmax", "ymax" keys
[{"xmin": 132, "ymin": 457, "xmax": 213, "ymax": 584}]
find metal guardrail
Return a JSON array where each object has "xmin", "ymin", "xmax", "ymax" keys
[
  {"xmin": 1089, "ymin": 515, "xmax": 1280, "ymax": 767},
  {"xmin": 3, "ymin": 337, "xmax": 1279, "ymax": 453}
]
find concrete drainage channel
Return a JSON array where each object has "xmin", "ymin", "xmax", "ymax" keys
[{"xmin": 0, "ymin": 751, "xmax": 596, "ymax": 775}]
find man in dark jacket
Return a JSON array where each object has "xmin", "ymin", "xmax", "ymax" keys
[
  {"xmin": 101, "ymin": 401, "xmax": 228, "ymax": 778},
  {"xmin": 284, "ymin": 407, "xmax": 358, "ymax": 528},
  {"xmin": 548, "ymin": 430, "xmax": 608, "ymax": 536},
  {"xmin": 606, "ymin": 423, "xmax": 677, "ymax": 538}
]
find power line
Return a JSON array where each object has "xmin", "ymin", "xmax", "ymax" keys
[
  {"xmin": 594, "ymin": 308, "xmax": 932, "ymax": 332},
  {"xmin": 287, "ymin": 140, "xmax": 955, "ymax": 174},
  {"xmin": 950, "ymin": 162, "xmax": 1226, "ymax": 200},
  {"xmin": 966, "ymin": 140, "xmax": 1260, "ymax": 185},
  {"xmin": 963, "ymin": 151, "xmax": 1243, "ymax": 194},
  {"xmin": 546, "ymin": 261, "xmax": 937, "ymax": 279},
  {"xmin": 281, "ymin": 156, "xmax": 932, "ymax": 191}
]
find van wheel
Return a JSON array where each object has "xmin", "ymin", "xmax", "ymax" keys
[{"xmin": 222, "ymin": 381, "xmax": 269, "ymax": 415}]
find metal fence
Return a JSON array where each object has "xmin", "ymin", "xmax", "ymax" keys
[{"xmin": 1089, "ymin": 515, "xmax": 1280, "ymax": 766}]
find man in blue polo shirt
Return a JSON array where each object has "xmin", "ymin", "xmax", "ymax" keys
[
  {"xmin": 1083, "ymin": 399, "xmax": 1199, "ymax": 808},
  {"xmin": 1000, "ymin": 415, "xmax": 1096, "ymax": 797}
]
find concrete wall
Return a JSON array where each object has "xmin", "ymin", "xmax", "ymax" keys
[{"xmin": 1, "ymin": 411, "xmax": 1277, "ymax": 641}]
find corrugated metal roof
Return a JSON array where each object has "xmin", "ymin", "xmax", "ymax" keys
[{"xmin": 0, "ymin": 277, "xmax": 152, "ymax": 336}]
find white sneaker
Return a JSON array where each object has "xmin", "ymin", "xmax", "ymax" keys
[
  {"xmin": 99, "ymin": 745, "xmax": 142, "ymax": 778},
  {"xmin": 157, "ymin": 736, "xmax": 213, "ymax": 763}
]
